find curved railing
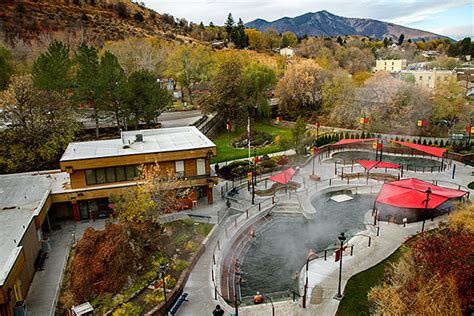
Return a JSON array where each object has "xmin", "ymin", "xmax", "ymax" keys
[{"xmin": 211, "ymin": 195, "xmax": 280, "ymax": 312}]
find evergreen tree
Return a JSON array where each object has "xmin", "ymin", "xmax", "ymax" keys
[
  {"xmin": 336, "ymin": 36, "xmax": 343, "ymax": 46},
  {"xmin": 74, "ymin": 43, "xmax": 101, "ymax": 138},
  {"xmin": 383, "ymin": 37, "xmax": 389, "ymax": 48},
  {"xmin": 0, "ymin": 45, "xmax": 13, "ymax": 90},
  {"xmin": 224, "ymin": 13, "xmax": 235, "ymax": 37},
  {"xmin": 32, "ymin": 40, "xmax": 72, "ymax": 91},
  {"xmin": 398, "ymin": 33, "xmax": 405, "ymax": 46}
]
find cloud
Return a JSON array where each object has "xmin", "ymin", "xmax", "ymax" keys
[
  {"xmin": 145, "ymin": 0, "xmax": 472, "ymax": 36},
  {"xmin": 429, "ymin": 25, "xmax": 473, "ymax": 40}
]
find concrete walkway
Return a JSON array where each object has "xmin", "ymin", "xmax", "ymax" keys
[
  {"xmin": 177, "ymin": 149, "xmax": 473, "ymax": 315},
  {"xmin": 26, "ymin": 220, "xmax": 105, "ymax": 316}
]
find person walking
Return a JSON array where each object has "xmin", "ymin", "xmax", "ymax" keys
[{"xmin": 213, "ymin": 304, "xmax": 224, "ymax": 316}]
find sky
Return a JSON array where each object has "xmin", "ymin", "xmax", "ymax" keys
[{"xmin": 145, "ymin": 0, "xmax": 473, "ymax": 40}]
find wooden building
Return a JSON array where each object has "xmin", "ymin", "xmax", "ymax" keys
[
  {"xmin": 0, "ymin": 126, "xmax": 217, "ymax": 315},
  {"xmin": 58, "ymin": 126, "xmax": 217, "ymax": 221}
]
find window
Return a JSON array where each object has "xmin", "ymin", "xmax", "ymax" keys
[
  {"xmin": 85, "ymin": 165, "xmax": 138, "ymax": 185},
  {"xmin": 96, "ymin": 168, "xmax": 106, "ymax": 184},
  {"xmin": 196, "ymin": 159, "xmax": 206, "ymax": 176},
  {"xmin": 116, "ymin": 167, "xmax": 126, "ymax": 182},
  {"xmin": 419, "ymin": 76, "xmax": 422, "ymax": 81},
  {"xmin": 106, "ymin": 167, "xmax": 116, "ymax": 183},
  {"xmin": 428, "ymin": 76, "xmax": 431, "ymax": 81},
  {"xmin": 175, "ymin": 160, "xmax": 185, "ymax": 177},
  {"xmin": 126, "ymin": 165, "xmax": 137, "ymax": 180},
  {"xmin": 85, "ymin": 170, "xmax": 96, "ymax": 185}
]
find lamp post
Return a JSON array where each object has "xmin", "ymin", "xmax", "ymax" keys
[
  {"xmin": 252, "ymin": 148, "xmax": 256, "ymax": 205},
  {"xmin": 421, "ymin": 187, "xmax": 432, "ymax": 232},
  {"xmin": 159, "ymin": 263, "xmax": 169, "ymax": 315},
  {"xmin": 334, "ymin": 232, "xmax": 346, "ymax": 300}
]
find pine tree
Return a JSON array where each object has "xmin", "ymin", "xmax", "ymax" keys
[
  {"xmin": 398, "ymin": 33, "xmax": 405, "ymax": 46},
  {"xmin": 225, "ymin": 13, "xmax": 235, "ymax": 37}
]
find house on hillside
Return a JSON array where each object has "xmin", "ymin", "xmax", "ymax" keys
[
  {"xmin": 399, "ymin": 69, "xmax": 456, "ymax": 89},
  {"xmin": 190, "ymin": 83, "xmax": 211, "ymax": 97},
  {"xmin": 280, "ymin": 47, "xmax": 294, "ymax": 58},
  {"xmin": 374, "ymin": 59, "xmax": 407, "ymax": 72}
]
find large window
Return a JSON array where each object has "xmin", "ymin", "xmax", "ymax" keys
[
  {"xmin": 85, "ymin": 165, "xmax": 138, "ymax": 185},
  {"xmin": 175, "ymin": 160, "xmax": 185, "ymax": 177},
  {"xmin": 196, "ymin": 158, "xmax": 206, "ymax": 176}
]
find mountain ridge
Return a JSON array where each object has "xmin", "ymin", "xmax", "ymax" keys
[{"xmin": 245, "ymin": 10, "xmax": 446, "ymax": 40}]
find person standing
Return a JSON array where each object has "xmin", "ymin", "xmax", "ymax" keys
[{"xmin": 213, "ymin": 304, "xmax": 224, "ymax": 316}]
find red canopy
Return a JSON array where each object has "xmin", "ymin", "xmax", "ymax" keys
[
  {"xmin": 335, "ymin": 138, "xmax": 377, "ymax": 145},
  {"xmin": 391, "ymin": 140, "xmax": 446, "ymax": 158},
  {"xmin": 376, "ymin": 178, "xmax": 467, "ymax": 209},
  {"xmin": 356, "ymin": 160, "xmax": 400, "ymax": 171},
  {"xmin": 269, "ymin": 168, "xmax": 296, "ymax": 184}
]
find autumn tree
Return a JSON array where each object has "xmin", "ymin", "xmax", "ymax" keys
[
  {"xmin": 124, "ymin": 69, "xmax": 172, "ymax": 129},
  {"xmin": 276, "ymin": 59, "xmax": 332, "ymax": 118},
  {"xmin": 0, "ymin": 45, "xmax": 13, "ymax": 90},
  {"xmin": 289, "ymin": 116, "xmax": 309, "ymax": 154},
  {"xmin": 369, "ymin": 204, "xmax": 474, "ymax": 314},
  {"xmin": 322, "ymin": 69, "xmax": 354, "ymax": 114},
  {"xmin": 113, "ymin": 163, "xmax": 191, "ymax": 223},
  {"xmin": 243, "ymin": 62, "xmax": 277, "ymax": 117},
  {"xmin": 0, "ymin": 75, "xmax": 78, "ymax": 173},
  {"xmin": 165, "ymin": 45, "xmax": 213, "ymax": 103},
  {"xmin": 199, "ymin": 60, "xmax": 248, "ymax": 122},
  {"xmin": 246, "ymin": 29, "xmax": 265, "ymax": 50},
  {"xmin": 432, "ymin": 77, "xmax": 470, "ymax": 132},
  {"xmin": 103, "ymin": 38, "xmax": 171, "ymax": 75},
  {"xmin": 31, "ymin": 40, "xmax": 73, "ymax": 91},
  {"xmin": 262, "ymin": 28, "xmax": 281, "ymax": 50},
  {"xmin": 281, "ymin": 31, "xmax": 298, "ymax": 48}
]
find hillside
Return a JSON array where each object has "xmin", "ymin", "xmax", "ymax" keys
[
  {"xmin": 246, "ymin": 10, "xmax": 446, "ymax": 40},
  {"xmin": 0, "ymin": 0, "xmax": 189, "ymax": 45}
]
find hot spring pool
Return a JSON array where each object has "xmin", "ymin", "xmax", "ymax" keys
[
  {"xmin": 239, "ymin": 191, "xmax": 375, "ymax": 297},
  {"xmin": 332, "ymin": 151, "xmax": 442, "ymax": 171}
]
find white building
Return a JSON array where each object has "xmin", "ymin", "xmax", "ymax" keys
[
  {"xmin": 374, "ymin": 59, "xmax": 407, "ymax": 72},
  {"xmin": 399, "ymin": 69, "xmax": 456, "ymax": 89},
  {"xmin": 280, "ymin": 47, "xmax": 294, "ymax": 58}
]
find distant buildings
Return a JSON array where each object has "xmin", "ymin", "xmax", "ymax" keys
[
  {"xmin": 399, "ymin": 69, "xmax": 456, "ymax": 89},
  {"xmin": 374, "ymin": 59, "xmax": 407, "ymax": 72},
  {"xmin": 280, "ymin": 47, "xmax": 294, "ymax": 58}
]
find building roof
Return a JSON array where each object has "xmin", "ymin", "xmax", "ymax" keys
[
  {"xmin": 0, "ymin": 172, "xmax": 54, "ymax": 285},
  {"xmin": 60, "ymin": 126, "xmax": 216, "ymax": 162}
]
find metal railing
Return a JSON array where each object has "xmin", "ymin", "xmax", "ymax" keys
[{"xmin": 211, "ymin": 195, "xmax": 280, "ymax": 313}]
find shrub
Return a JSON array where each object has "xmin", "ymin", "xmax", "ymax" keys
[
  {"xmin": 112, "ymin": 302, "xmax": 142, "ymax": 316},
  {"xmin": 115, "ymin": 2, "xmax": 129, "ymax": 19},
  {"xmin": 134, "ymin": 12, "xmax": 144, "ymax": 22},
  {"xmin": 184, "ymin": 240, "xmax": 198, "ymax": 252}
]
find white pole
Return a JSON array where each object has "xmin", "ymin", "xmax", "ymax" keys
[{"xmin": 248, "ymin": 116, "xmax": 251, "ymax": 165}]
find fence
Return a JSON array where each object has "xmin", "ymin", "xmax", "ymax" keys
[{"xmin": 211, "ymin": 196, "xmax": 279, "ymax": 311}]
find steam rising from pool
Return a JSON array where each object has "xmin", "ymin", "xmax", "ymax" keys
[{"xmin": 239, "ymin": 192, "xmax": 375, "ymax": 297}]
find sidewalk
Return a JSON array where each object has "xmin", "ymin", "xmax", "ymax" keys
[{"xmin": 26, "ymin": 220, "xmax": 105, "ymax": 316}]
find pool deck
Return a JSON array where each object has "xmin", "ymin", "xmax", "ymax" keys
[{"xmin": 179, "ymin": 153, "xmax": 473, "ymax": 315}]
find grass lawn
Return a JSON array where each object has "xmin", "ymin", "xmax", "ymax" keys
[
  {"xmin": 337, "ymin": 245, "xmax": 407, "ymax": 316},
  {"xmin": 211, "ymin": 121, "xmax": 292, "ymax": 164}
]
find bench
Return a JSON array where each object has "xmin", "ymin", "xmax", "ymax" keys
[
  {"xmin": 34, "ymin": 249, "xmax": 48, "ymax": 271},
  {"xmin": 169, "ymin": 291, "xmax": 188, "ymax": 315}
]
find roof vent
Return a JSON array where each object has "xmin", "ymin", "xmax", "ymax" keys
[{"xmin": 136, "ymin": 133, "xmax": 143, "ymax": 142}]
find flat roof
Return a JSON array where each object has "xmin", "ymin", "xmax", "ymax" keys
[
  {"xmin": 0, "ymin": 172, "xmax": 55, "ymax": 285},
  {"xmin": 60, "ymin": 126, "xmax": 216, "ymax": 162}
]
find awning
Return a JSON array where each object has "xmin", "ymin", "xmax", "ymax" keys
[
  {"xmin": 376, "ymin": 178, "xmax": 468, "ymax": 209},
  {"xmin": 356, "ymin": 160, "xmax": 401, "ymax": 171},
  {"xmin": 391, "ymin": 140, "xmax": 446, "ymax": 158},
  {"xmin": 269, "ymin": 168, "xmax": 295, "ymax": 184},
  {"xmin": 335, "ymin": 138, "xmax": 377, "ymax": 145}
]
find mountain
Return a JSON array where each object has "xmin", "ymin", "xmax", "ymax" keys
[{"xmin": 246, "ymin": 10, "xmax": 446, "ymax": 40}]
